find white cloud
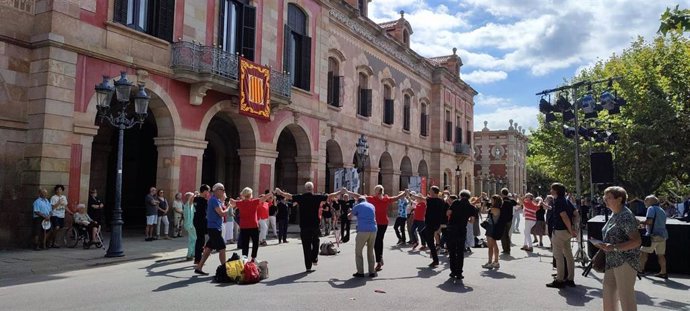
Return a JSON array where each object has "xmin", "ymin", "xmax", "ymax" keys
[
  {"xmin": 474, "ymin": 105, "xmax": 540, "ymax": 133},
  {"xmin": 474, "ymin": 93, "xmax": 512, "ymax": 107},
  {"xmin": 461, "ymin": 70, "xmax": 507, "ymax": 84}
]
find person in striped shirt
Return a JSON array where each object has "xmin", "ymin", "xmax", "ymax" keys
[{"xmin": 521, "ymin": 193, "xmax": 539, "ymax": 252}]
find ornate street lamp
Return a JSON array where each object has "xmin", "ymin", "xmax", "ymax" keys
[
  {"xmin": 94, "ymin": 71, "xmax": 150, "ymax": 258},
  {"xmin": 355, "ymin": 134, "xmax": 369, "ymax": 194},
  {"xmin": 455, "ymin": 165, "xmax": 461, "ymax": 193}
]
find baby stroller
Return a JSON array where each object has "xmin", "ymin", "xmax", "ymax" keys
[{"xmin": 66, "ymin": 223, "xmax": 104, "ymax": 249}]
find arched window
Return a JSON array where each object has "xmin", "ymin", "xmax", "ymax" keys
[
  {"xmin": 383, "ymin": 85, "xmax": 394, "ymax": 125},
  {"xmin": 420, "ymin": 102, "xmax": 428, "ymax": 136},
  {"xmin": 403, "ymin": 29, "xmax": 410, "ymax": 47},
  {"xmin": 284, "ymin": 4, "xmax": 311, "ymax": 90},
  {"xmin": 403, "ymin": 94, "xmax": 411, "ymax": 131},
  {"xmin": 357, "ymin": 73, "xmax": 371, "ymax": 117},
  {"xmin": 327, "ymin": 57, "xmax": 341, "ymax": 107}
]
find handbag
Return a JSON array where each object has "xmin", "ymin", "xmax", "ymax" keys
[
  {"xmin": 641, "ymin": 207, "xmax": 657, "ymax": 247},
  {"xmin": 591, "ymin": 250, "xmax": 606, "ymax": 273}
]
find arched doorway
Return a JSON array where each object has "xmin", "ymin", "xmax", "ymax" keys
[
  {"xmin": 418, "ymin": 160, "xmax": 429, "ymax": 193},
  {"xmin": 90, "ymin": 110, "xmax": 158, "ymax": 229},
  {"xmin": 378, "ymin": 152, "xmax": 394, "ymax": 193},
  {"xmin": 400, "ymin": 156, "xmax": 413, "ymax": 191},
  {"xmin": 325, "ymin": 139, "xmax": 343, "ymax": 192},
  {"xmin": 202, "ymin": 115, "xmax": 241, "ymax": 196},
  {"xmin": 275, "ymin": 124, "xmax": 311, "ymax": 194}
]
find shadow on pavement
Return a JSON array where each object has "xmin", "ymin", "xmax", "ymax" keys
[
  {"xmin": 437, "ymin": 278, "xmax": 473, "ymax": 293},
  {"xmin": 263, "ymin": 271, "xmax": 309, "ymax": 286},
  {"xmin": 649, "ymin": 277, "xmax": 690, "ymax": 290},
  {"xmin": 0, "ymin": 274, "xmax": 67, "ymax": 288},
  {"xmin": 327, "ymin": 277, "xmax": 367, "ymax": 289},
  {"xmin": 416, "ymin": 267, "xmax": 442, "ymax": 278},
  {"xmin": 152, "ymin": 275, "xmax": 212, "ymax": 292},
  {"xmin": 479, "ymin": 270, "xmax": 516, "ymax": 279}
]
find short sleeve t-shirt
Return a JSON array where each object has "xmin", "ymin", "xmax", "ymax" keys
[
  {"xmin": 645, "ymin": 205, "xmax": 668, "ymax": 239},
  {"xmin": 50, "ymin": 195, "xmax": 68, "ymax": 218},
  {"xmin": 258, "ymin": 202, "xmax": 269, "ymax": 220},
  {"xmin": 338, "ymin": 199, "xmax": 355, "ymax": 219},
  {"xmin": 499, "ymin": 198, "xmax": 517, "ymax": 224},
  {"xmin": 237, "ymin": 199, "xmax": 260, "ymax": 229},
  {"xmin": 425, "ymin": 197, "xmax": 447, "ymax": 227},
  {"xmin": 414, "ymin": 201, "xmax": 427, "ymax": 221},
  {"xmin": 145, "ymin": 194, "xmax": 158, "ymax": 216},
  {"xmin": 193, "ymin": 196, "xmax": 208, "ymax": 227},
  {"xmin": 352, "ymin": 201, "xmax": 377, "ymax": 232},
  {"xmin": 293, "ymin": 193, "xmax": 328, "ymax": 229},
  {"xmin": 552, "ymin": 197, "xmax": 574, "ymax": 230},
  {"xmin": 206, "ymin": 195, "xmax": 224, "ymax": 230},
  {"xmin": 367, "ymin": 195, "xmax": 392, "ymax": 225},
  {"xmin": 523, "ymin": 199, "xmax": 539, "ymax": 221},
  {"xmin": 448, "ymin": 198, "xmax": 479, "ymax": 228}
]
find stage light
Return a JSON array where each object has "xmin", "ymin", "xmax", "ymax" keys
[
  {"xmin": 544, "ymin": 112, "xmax": 557, "ymax": 123},
  {"xmin": 563, "ymin": 126, "xmax": 576, "ymax": 139},
  {"xmin": 539, "ymin": 97, "xmax": 553, "ymax": 114},
  {"xmin": 607, "ymin": 132, "xmax": 619, "ymax": 145},
  {"xmin": 601, "ymin": 90, "xmax": 616, "ymax": 111},
  {"xmin": 562, "ymin": 110, "xmax": 575, "ymax": 122},
  {"xmin": 556, "ymin": 94, "xmax": 572, "ymax": 111}
]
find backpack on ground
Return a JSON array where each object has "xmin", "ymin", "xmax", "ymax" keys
[
  {"xmin": 319, "ymin": 241, "xmax": 338, "ymax": 255},
  {"xmin": 257, "ymin": 261, "xmax": 269, "ymax": 280},
  {"xmin": 242, "ymin": 260, "xmax": 261, "ymax": 284},
  {"xmin": 214, "ymin": 264, "xmax": 232, "ymax": 283},
  {"xmin": 226, "ymin": 259, "xmax": 244, "ymax": 283}
]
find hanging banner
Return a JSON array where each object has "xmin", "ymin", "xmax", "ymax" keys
[
  {"xmin": 333, "ymin": 168, "xmax": 360, "ymax": 194},
  {"xmin": 421, "ymin": 176, "xmax": 427, "ymax": 196},
  {"xmin": 408, "ymin": 176, "xmax": 422, "ymax": 194},
  {"xmin": 239, "ymin": 57, "xmax": 271, "ymax": 120}
]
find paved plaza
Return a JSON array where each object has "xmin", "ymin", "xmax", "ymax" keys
[{"xmin": 1, "ymin": 226, "xmax": 688, "ymax": 311}]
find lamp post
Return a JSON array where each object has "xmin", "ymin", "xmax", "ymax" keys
[
  {"xmin": 94, "ymin": 71, "xmax": 150, "ymax": 258},
  {"xmin": 455, "ymin": 165, "xmax": 461, "ymax": 194},
  {"xmin": 355, "ymin": 134, "xmax": 369, "ymax": 194}
]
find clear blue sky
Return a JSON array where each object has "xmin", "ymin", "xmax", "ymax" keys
[{"xmin": 368, "ymin": 0, "xmax": 685, "ymax": 132}]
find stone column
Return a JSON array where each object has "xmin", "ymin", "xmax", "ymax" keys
[
  {"xmin": 295, "ymin": 155, "xmax": 319, "ymax": 191},
  {"xmin": 154, "ymin": 136, "xmax": 208, "ymax": 196},
  {"xmin": 237, "ymin": 148, "xmax": 279, "ymax": 193},
  {"xmin": 363, "ymin": 167, "xmax": 380, "ymax": 195}
]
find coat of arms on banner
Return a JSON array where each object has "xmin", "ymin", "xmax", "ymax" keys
[{"xmin": 239, "ymin": 57, "xmax": 271, "ymax": 120}]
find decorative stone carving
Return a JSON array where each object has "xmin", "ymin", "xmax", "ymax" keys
[
  {"xmin": 329, "ymin": 9, "xmax": 432, "ymax": 78},
  {"xmin": 189, "ymin": 82, "xmax": 212, "ymax": 106}
]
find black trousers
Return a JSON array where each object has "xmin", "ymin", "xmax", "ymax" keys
[
  {"xmin": 300, "ymin": 227, "xmax": 320, "ymax": 270},
  {"xmin": 393, "ymin": 217, "xmax": 407, "ymax": 242},
  {"xmin": 447, "ymin": 226, "xmax": 466, "ymax": 275},
  {"xmin": 277, "ymin": 218, "xmax": 288, "ymax": 242},
  {"xmin": 340, "ymin": 217, "xmax": 350, "ymax": 242},
  {"xmin": 500, "ymin": 222, "xmax": 512, "ymax": 253},
  {"xmin": 423, "ymin": 224, "xmax": 440, "ymax": 262},
  {"xmin": 193, "ymin": 222, "xmax": 207, "ymax": 263},
  {"xmin": 239, "ymin": 228, "xmax": 259, "ymax": 259},
  {"xmin": 374, "ymin": 224, "xmax": 387, "ymax": 263}
]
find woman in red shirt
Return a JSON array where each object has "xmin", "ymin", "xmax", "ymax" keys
[
  {"xmin": 522, "ymin": 193, "xmax": 539, "ymax": 252},
  {"xmin": 229, "ymin": 187, "xmax": 272, "ymax": 260},
  {"xmin": 411, "ymin": 196, "xmax": 427, "ymax": 250}
]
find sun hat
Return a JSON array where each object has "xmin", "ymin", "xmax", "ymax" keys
[{"xmin": 41, "ymin": 219, "xmax": 51, "ymax": 230}]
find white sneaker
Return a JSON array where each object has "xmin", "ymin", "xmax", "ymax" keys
[
  {"xmin": 492, "ymin": 262, "xmax": 500, "ymax": 269},
  {"xmin": 482, "ymin": 262, "xmax": 493, "ymax": 269}
]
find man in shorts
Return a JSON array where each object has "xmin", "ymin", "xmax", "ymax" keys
[
  {"xmin": 144, "ymin": 187, "xmax": 159, "ymax": 241},
  {"xmin": 639, "ymin": 195, "xmax": 668, "ymax": 279},
  {"xmin": 194, "ymin": 183, "xmax": 230, "ymax": 275}
]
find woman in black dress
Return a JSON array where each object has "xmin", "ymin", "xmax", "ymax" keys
[{"xmin": 483, "ymin": 195, "xmax": 503, "ymax": 269}]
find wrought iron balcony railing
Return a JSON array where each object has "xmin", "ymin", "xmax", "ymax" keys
[
  {"xmin": 171, "ymin": 41, "xmax": 291, "ymax": 98},
  {"xmin": 454, "ymin": 143, "xmax": 472, "ymax": 156}
]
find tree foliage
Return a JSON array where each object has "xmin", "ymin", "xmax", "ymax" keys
[
  {"xmin": 658, "ymin": 5, "xmax": 690, "ymax": 36},
  {"xmin": 528, "ymin": 35, "xmax": 690, "ymax": 198}
]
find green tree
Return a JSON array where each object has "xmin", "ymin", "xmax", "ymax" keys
[{"xmin": 659, "ymin": 6, "xmax": 690, "ymax": 35}]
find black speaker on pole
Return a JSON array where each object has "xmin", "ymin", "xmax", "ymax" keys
[{"xmin": 590, "ymin": 152, "xmax": 614, "ymax": 184}]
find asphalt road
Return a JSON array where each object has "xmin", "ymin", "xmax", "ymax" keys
[{"xmin": 1, "ymin": 229, "xmax": 688, "ymax": 311}]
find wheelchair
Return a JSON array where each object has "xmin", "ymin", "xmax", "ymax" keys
[{"xmin": 66, "ymin": 223, "xmax": 104, "ymax": 249}]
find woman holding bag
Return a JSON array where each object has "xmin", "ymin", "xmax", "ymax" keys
[
  {"xmin": 482, "ymin": 195, "xmax": 502, "ymax": 270},
  {"xmin": 595, "ymin": 186, "xmax": 641, "ymax": 311}
]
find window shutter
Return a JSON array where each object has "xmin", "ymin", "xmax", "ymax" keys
[
  {"xmin": 113, "ymin": 0, "xmax": 127, "ymax": 23},
  {"xmin": 299, "ymin": 35, "xmax": 312, "ymax": 90},
  {"xmin": 390, "ymin": 100, "xmax": 394, "ymax": 124},
  {"xmin": 456, "ymin": 127, "xmax": 462, "ymax": 143},
  {"xmin": 336, "ymin": 76, "xmax": 343, "ymax": 107},
  {"xmin": 217, "ymin": 0, "xmax": 226, "ymax": 48},
  {"xmin": 365, "ymin": 89, "xmax": 372, "ymax": 117},
  {"xmin": 358, "ymin": 88, "xmax": 364, "ymax": 115},
  {"xmin": 283, "ymin": 25, "xmax": 291, "ymax": 75},
  {"xmin": 241, "ymin": 5, "xmax": 256, "ymax": 61},
  {"xmin": 327, "ymin": 71, "xmax": 334, "ymax": 105},
  {"xmin": 156, "ymin": 0, "xmax": 175, "ymax": 42}
]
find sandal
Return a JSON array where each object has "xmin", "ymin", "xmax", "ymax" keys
[{"xmin": 654, "ymin": 273, "xmax": 668, "ymax": 279}]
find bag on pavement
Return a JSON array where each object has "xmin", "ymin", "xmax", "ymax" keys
[
  {"xmin": 257, "ymin": 261, "xmax": 269, "ymax": 280},
  {"xmin": 242, "ymin": 260, "xmax": 261, "ymax": 284},
  {"xmin": 319, "ymin": 242, "xmax": 338, "ymax": 255},
  {"xmin": 226, "ymin": 259, "xmax": 245, "ymax": 283},
  {"xmin": 214, "ymin": 264, "xmax": 232, "ymax": 283}
]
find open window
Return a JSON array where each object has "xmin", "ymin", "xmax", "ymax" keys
[
  {"xmin": 284, "ymin": 4, "xmax": 311, "ymax": 90},
  {"xmin": 113, "ymin": 0, "xmax": 175, "ymax": 42}
]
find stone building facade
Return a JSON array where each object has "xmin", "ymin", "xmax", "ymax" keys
[
  {"xmin": 0, "ymin": 0, "xmax": 476, "ymax": 248},
  {"xmin": 473, "ymin": 120, "xmax": 528, "ymax": 196}
]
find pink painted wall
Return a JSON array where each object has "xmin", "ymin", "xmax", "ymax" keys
[
  {"xmin": 179, "ymin": 155, "xmax": 197, "ymax": 193},
  {"xmin": 68, "ymin": 144, "xmax": 83, "ymax": 213},
  {"xmin": 259, "ymin": 163, "xmax": 272, "ymax": 192}
]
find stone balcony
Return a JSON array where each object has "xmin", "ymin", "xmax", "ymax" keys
[
  {"xmin": 170, "ymin": 41, "xmax": 291, "ymax": 106},
  {"xmin": 454, "ymin": 143, "xmax": 472, "ymax": 158}
]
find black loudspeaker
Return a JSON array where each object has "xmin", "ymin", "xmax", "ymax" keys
[{"xmin": 591, "ymin": 152, "xmax": 614, "ymax": 184}]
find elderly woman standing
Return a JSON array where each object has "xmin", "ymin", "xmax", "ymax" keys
[{"xmin": 595, "ymin": 186, "xmax": 641, "ymax": 311}]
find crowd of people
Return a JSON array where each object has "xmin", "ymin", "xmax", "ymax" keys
[{"xmin": 31, "ymin": 179, "xmax": 675, "ymax": 310}]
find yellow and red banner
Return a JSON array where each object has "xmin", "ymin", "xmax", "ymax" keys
[{"xmin": 239, "ymin": 57, "xmax": 271, "ymax": 120}]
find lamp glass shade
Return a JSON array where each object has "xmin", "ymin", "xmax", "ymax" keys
[
  {"xmin": 94, "ymin": 76, "xmax": 114, "ymax": 109},
  {"xmin": 114, "ymin": 72, "xmax": 133, "ymax": 102},
  {"xmin": 455, "ymin": 166, "xmax": 461, "ymax": 176},
  {"xmin": 133, "ymin": 85, "xmax": 150, "ymax": 116}
]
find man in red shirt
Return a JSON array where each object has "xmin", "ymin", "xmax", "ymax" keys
[{"xmin": 346, "ymin": 185, "xmax": 406, "ymax": 272}]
